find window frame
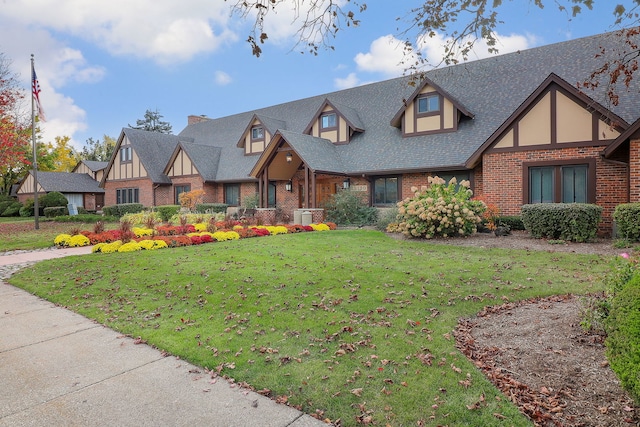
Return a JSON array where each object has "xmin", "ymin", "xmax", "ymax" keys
[
  {"xmin": 175, "ymin": 184, "xmax": 191, "ymax": 205},
  {"xmin": 372, "ymin": 176, "xmax": 400, "ymax": 206},
  {"xmin": 251, "ymin": 126, "xmax": 265, "ymax": 141},
  {"xmin": 116, "ymin": 187, "xmax": 139, "ymax": 204},
  {"xmin": 320, "ymin": 112, "xmax": 338, "ymax": 130},
  {"xmin": 416, "ymin": 93, "xmax": 440, "ymax": 116},
  {"xmin": 120, "ymin": 146, "xmax": 132, "ymax": 163},
  {"xmin": 224, "ymin": 183, "xmax": 241, "ymax": 206},
  {"xmin": 523, "ymin": 159, "xmax": 596, "ymax": 205}
]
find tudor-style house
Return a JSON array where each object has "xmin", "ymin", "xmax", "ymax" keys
[{"xmin": 100, "ymin": 30, "xmax": 640, "ymax": 235}]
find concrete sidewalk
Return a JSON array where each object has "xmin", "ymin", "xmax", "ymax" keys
[{"xmin": 0, "ymin": 249, "xmax": 326, "ymax": 427}]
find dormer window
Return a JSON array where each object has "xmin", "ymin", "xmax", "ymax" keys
[
  {"xmin": 417, "ymin": 94, "xmax": 440, "ymax": 115},
  {"xmin": 321, "ymin": 113, "xmax": 337, "ymax": 129},
  {"xmin": 251, "ymin": 126, "xmax": 264, "ymax": 141}
]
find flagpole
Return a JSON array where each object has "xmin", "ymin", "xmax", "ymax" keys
[{"xmin": 31, "ymin": 54, "xmax": 39, "ymax": 230}]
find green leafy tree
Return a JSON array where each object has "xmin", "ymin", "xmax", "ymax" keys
[
  {"xmin": 80, "ymin": 135, "xmax": 116, "ymax": 162},
  {"xmin": 129, "ymin": 109, "xmax": 172, "ymax": 134}
]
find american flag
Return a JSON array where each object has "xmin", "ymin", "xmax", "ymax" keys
[{"xmin": 32, "ymin": 66, "xmax": 46, "ymax": 122}]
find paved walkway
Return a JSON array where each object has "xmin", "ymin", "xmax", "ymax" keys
[{"xmin": 0, "ymin": 247, "xmax": 326, "ymax": 426}]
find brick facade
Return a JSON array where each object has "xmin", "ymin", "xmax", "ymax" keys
[
  {"xmin": 483, "ymin": 145, "xmax": 628, "ymax": 234},
  {"xmin": 631, "ymin": 139, "xmax": 640, "ymax": 202}
]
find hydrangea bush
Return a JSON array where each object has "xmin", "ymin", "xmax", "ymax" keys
[{"xmin": 389, "ymin": 176, "xmax": 485, "ymax": 238}]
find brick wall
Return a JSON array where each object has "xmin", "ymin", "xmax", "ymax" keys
[
  {"xmin": 483, "ymin": 145, "xmax": 629, "ymax": 234},
  {"xmin": 631, "ymin": 139, "xmax": 640, "ymax": 202},
  {"xmin": 104, "ymin": 179, "xmax": 156, "ymax": 206}
]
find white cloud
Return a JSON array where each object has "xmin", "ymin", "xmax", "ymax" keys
[
  {"xmin": 214, "ymin": 70, "xmax": 232, "ymax": 86},
  {"xmin": 416, "ymin": 31, "xmax": 538, "ymax": 66},
  {"xmin": 354, "ymin": 35, "xmax": 414, "ymax": 77},
  {"xmin": 334, "ymin": 72, "xmax": 360, "ymax": 89},
  {"xmin": 0, "ymin": 0, "xmax": 238, "ymax": 64}
]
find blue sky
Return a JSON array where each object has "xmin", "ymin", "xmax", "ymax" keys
[{"xmin": 0, "ymin": 1, "xmax": 631, "ymax": 150}]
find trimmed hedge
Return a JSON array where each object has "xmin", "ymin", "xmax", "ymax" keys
[
  {"xmin": 496, "ymin": 215, "xmax": 525, "ymax": 231},
  {"xmin": 156, "ymin": 205, "xmax": 181, "ymax": 222},
  {"xmin": 613, "ymin": 203, "xmax": 640, "ymax": 241},
  {"xmin": 521, "ymin": 203, "xmax": 602, "ymax": 242},
  {"xmin": 40, "ymin": 191, "xmax": 68, "ymax": 208},
  {"xmin": 44, "ymin": 206, "xmax": 68, "ymax": 218},
  {"xmin": 195, "ymin": 203, "xmax": 228, "ymax": 214},
  {"xmin": 606, "ymin": 274, "xmax": 640, "ymax": 404},
  {"xmin": 102, "ymin": 203, "xmax": 144, "ymax": 217}
]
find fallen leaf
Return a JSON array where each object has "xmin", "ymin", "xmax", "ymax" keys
[{"xmin": 351, "ymin": 388, "xmax": 363, "ymax": 397}]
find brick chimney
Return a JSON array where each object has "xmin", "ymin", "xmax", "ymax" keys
[{"xmin": 188, "ymin": 115, "xmax": 211, "ymax": 125}]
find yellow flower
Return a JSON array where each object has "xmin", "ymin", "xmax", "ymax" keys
[
  {"xmin": 117, "ymin": 242, "xmax": 142, "ymax": 252},
  {"xmin": 54, "ymin": 234, "xmax": 72, "ymax": 246},
  {"xmin": 68, "ymin": 234, "xmax": 90, "ymax": 247}
]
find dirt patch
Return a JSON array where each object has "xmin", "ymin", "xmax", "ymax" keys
[
  {"xmin": 388, "ymin": 230, "xmax": 639, "ymax": 425},
  {"xmin": 455, "ymin": 295, "xmax": 638, "ymax": 426}
]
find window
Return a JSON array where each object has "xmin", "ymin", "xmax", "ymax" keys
[
  {"xmin": 120, "ymin": 146, "xmax": 132, "ymax": 163},
  {"xmin": 268, "ymin": 182, "xmax": 276, "ymax": 208},
  {"xmin": 251, "ymin": 126, "xmax": 264, "ymax": 140},
  {"xmin": 116, "ymin": 188, "xmax": 139, "ymax": 204},
  {"xmin": 175, "ymin": 185, "xmax": 191, "ymax": 205},
  {"xmin": 321, "ymin": 113, "xmax": 337, "ymax": 129},
  {"xmin": 417, "ymin": 94, "xmax": 440, "ymax": 114},
  {"xmin": 528, "ymin": 164, "xmax": 590, "ymax": 204},
  {"xmin": 374, "ymin": 176, "xmax": 399, "ymax": 205},
  {"xmin": 224, "ymin": 183, "xmax": 240, "ymax": 206}
]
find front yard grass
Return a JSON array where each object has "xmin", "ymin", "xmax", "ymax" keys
[{"xmin": 8, "ymin": 230, "xmax": 613, "ymax": 426}]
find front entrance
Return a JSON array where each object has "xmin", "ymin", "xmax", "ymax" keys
[{"xmin": 316, "ymin": 179, "xmax": 341, "ymax": 207}]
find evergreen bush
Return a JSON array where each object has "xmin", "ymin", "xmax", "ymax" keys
[
  {"xmin": 195, "ymin": 203, "xmax": 228, "ymax": 214},
  {"xmin": 613, "ymin": 203, "xmax": 640, "ymax": 241},
  {"xmin": 40, "ymin": 191, "xmax": 68, "ymax": 208},
  {"xmin": 155, "ymin": 205, "xmax": 180, "ymax": 222},
  {"xmin": 521, "ymin": 203, "xmax": 602, "ymax": 242},
  {"xmin": 606, "ymin": 272, "xmax": 640, "ymax": 404}
]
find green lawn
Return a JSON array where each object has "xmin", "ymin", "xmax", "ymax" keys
[{"xmin": 8, "ymin": 230, "xmax": 613, "ymax": 426}]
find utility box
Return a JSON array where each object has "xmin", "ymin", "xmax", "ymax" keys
[
  {"xmin": 301, "ymin": 211, "xmax": 312, "ymax": 226},
  {"xmin": 293, "ymin": 210, "xmax": 302, "ymax": 225}
]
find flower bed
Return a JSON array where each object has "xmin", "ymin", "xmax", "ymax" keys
[{"xmin": 55, "ymin": 222, "xmax": 334, "ymax": 253}]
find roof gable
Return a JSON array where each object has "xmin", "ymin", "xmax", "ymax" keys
[
  {"xmin": 466, "ymin": 73, "xmax": 628, "ymax": 168},
  {"xmin": 164, "ymin": 142, "xmax": 222, "ymax": 181}
]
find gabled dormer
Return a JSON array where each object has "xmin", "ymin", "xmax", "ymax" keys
[
  {"xmin": 390, "ymin": 77, "xmax": 473, "ymax": 137},
  {"xmin": 304, "ymin": 99, "xmax": 364, "ymax": 145},
  {"xmin": 237, "ymin": 114, "xmax": 286, "ymax": 155}
]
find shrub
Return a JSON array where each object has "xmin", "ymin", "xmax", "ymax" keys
[
  {"xmin": 44, "ymin": 206, "xmax": 68, "ymax": 218},
  {"xmin": 102, "ymin": 203, "xmax": 144, "ymax": 217},
  {"xmin": 497, "ymin": 215, "xmax": 525, "ymax": 231},
  {"xmin": 179, "ymin": 189, "xmax": 205, "ymax": 210},
  {"xmin": 242, "ymin": 193, "xmax": 260, "ymax": 210},
  {"xmin": 376, "ymin": 207, "xmax": 399, "ymax": 231},
  {"xmin": 40, "ymin": 191, "xmax": 68, "ymax": 208},
  {"xmin": 613, "ymin": 203, "xmax": 640, "ymax": 241},
  {"xmin": 194, "ymin": 203, "xmax": 228, "ymax": 214},
  {"xmin": 0, "ymin": 201, "xmax": 21, "ymax": 217},
  {"xmin": 324, "ymin": 189, "xmax": 378, "ymax": 225},
  {"xmin": 19, "ymin": 198, "xmax": 34, "ymax": 217},
  {"xmin": 391, "ymin": 177, "xmax": 484, "ymax": 238},
  {"xmin": 156, "ymin": 205, "xmax": 180, "ymax": 222},
  {"xmin": 521, "ymin": 203, "xmax": 602, "ymax": 242},
  {"xmin": 606, "ymin": 273, "xmax": 640, "ymax": 404}
]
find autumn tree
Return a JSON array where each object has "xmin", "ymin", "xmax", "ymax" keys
[
  {"xmin": 80, "ymin": 135, "xmax": 116, "ymax": 162},
  {"xmin": 129, "ymin": 109, "xmax": 172, "ymax": 134},
  {"xmin": 0, "ymin": 52, "xmax": 30, "ymax": 197},
  {"xmin": 40, "ymin": 136, "xmax": 80, "ymax": 172}
]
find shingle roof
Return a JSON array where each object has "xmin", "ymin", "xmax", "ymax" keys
[
  {"xmin": 35, "ymin": 171, "xmax": 104, "ymax": 193},
  {"xmin": 81, "ymin": 160, "xmax": 108, "ymax": 172},
  {"xmin": 178, "ymin": 143, "xmax": 222, "ymax": 182},
  {"xmin": 278, "ymin": 130, "xmax": 346, "ymax": 174},
  {"xmin": 174, "ymin": 30, "xmax": 639, "ymax": 179},
  {"xmin": 121, "ymin": 128, "xmax": 193, "ymax": 184}
]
